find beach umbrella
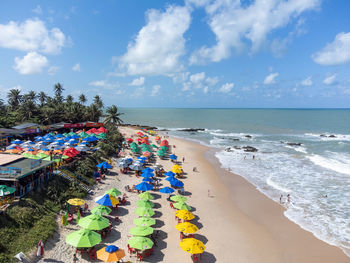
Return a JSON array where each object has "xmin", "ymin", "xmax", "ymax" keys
[
  {"xmin": 117, "ymin": 162, "xmax": 129, "ymax": 168},
  {"xmin": 95, "ymin": 194, "xmax": 119, "ymax": 206},
  {"xmin": 129, "ymin": 226, "xmax": 154, "ymax": 237},
  {"xmin": 61, "ymin": 154, "xmax": 70, "ymax": 159},
  {"xmin": 170, "ymin": 195, "xmax": 187, "ymax": 202},
  {"xmin": 97, "ymin": 245, "xmax": 125, "ymax": 262},
  {"xmin": 175, "ymin": 210, "xmax": 195, "ymax": 221},
  {"xmin": 173, "ymin": 202, "xmax": 192, "ymax": 211},
  {"xmin": 96, "ymin": 161, "xmax": 112, "ymax": 169},
  {"xmin": 127, "ymin": 236, "xmax": 154, "ymax": 251},
  {"xmin": 140, "ymin": 172, "xmax": 154, "ymax": 179},
  {"xmin": 159, "ymin": 187, "xmax": 174, "ymax": 194},
  {"xmin": 142, "ymin": 178, "xmax": 155, "ymax": 183},
  {"xmin": 55, "ymin": 134, "xmax": 65, "ymax": 138},
  {"xmin": 11, "ymin": 139, "xmax": 23, "ymax": 144},
  {"xmin": 24, "ymin": 153, "xmax": 41, "ymax": 159},
  {"xmin": 70, "ymin": 134, "xmax": 80, "ymax": 139},
  {"xmin": 137, "ymin": 200, "xmax": 155, "ymax": 208},
  {"xmin": 75, "ymin": 145, "xmax": 90, "ymax": 152},
  {"xmin": 66, "ymin": 229, "xmax": 101, "ymax": 248},
  {"xmin": 157, "ymin": 151, "xmax": 166, "ymax": 157},
  {"xmin": 79, "ymin": 131, "xmax": 88, "ymax": 138},
  {"xmin": 142, "ymin": 168, "xmax": 154, "ymax": 173},
  {"xmin": 129, "ymin": 164, "xmax": 143, "ymax": 171},
  {"xmin": 164, "ymin": 171, "xmax": 175, "ymax": 177},
  {"xmin": 91, "ymin": 205, "xmax": 112, "ymax": 215},
  {"xmin": 96, "ymin": 133, "xmax": 107, "ymax": 139},
  {"xmin": 165, "ymin": 176, "xmax": 175, "ymax": 182},
  {"xmin": 67, "ymin": 198, "xmax": 85, "ymax": 206},
  {"xmin": 135, "ymin": 182, "xmax": 153, "ymax": 191},
  {"xmin": 0, "ymin": 185, "xmax": 16, "ymax": 196},
  {"xmin": 35, "ymin": 137, "xmax": 44, "ymax": 141},
  {"xmin": 138, "ymin": 192, "xmax": 154, "ymax": 200},
  {"xmin": 171, "ymin": 164, "xmax": 183, "ymax": 174},
  {"xmin": 105, "ymin": 188, "xmax": 122, "ymax": 197},
  {"xmin": 170, "ymin": 178, "xmax": 184, "ymax": 188},
  {"xmin": 169, "ymin": 154, "xmax": 177, "ymax": 160},
  {"xmin": 133, "ymin": 217, "xmax": 156, "ymax": 227},
  {"xmin": 78, "ymin": 214, "xmax": 109, "ymax": 230},
  {"xmin": 176, "ymin": 222, "xmax": 199, "ymax": 234},
  {"xmin": 83, "ymin": 136, "xmax": 98, "ymax": 142},
  {"xmin": 138, "ymin": 156, "xmax": 147, "ymax": 161},
  {"xmin": 36, "ymin": 152, "xmax": 49, "ymax": 158},
  {"xmin": 151, "ymin": 144, "xmax": 158, "ymax": 149},
  {"xmin": 179, "ymin": 238, "xmax": 205, "ymax": 254},
  {"xmin": 135, "ymin": 207, "xmax": 155, "ymax": 217}
]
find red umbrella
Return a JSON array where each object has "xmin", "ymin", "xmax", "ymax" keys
[
  {"xmin": 160, "ymin": 140, "xmax": 169, "ymax": 146},
  {"xmin": 141, "ymin": 138, "xmax": 150, "ymax": 145},
  {"xmin": 87, "ymin": 128, "xmax": 98, "ymax": 134},
  {"xmin": 63, "ymin": 147, "xmax": 80, "ymax": 157},
  {"xmin": 126, "ymin": 138, "xmax": 133, "ymax": 143},
  {"xmin": 97, "ymin": 127, "xmax": 107, "ymax": 133},
  {"xmin": 136, "ymin": 131, "xmax": 144, "ymax": 137},
  {"xmin": 136, "ymin": 138, "xmax": 142, "ymax": 142},
  {"xmin": 36, "ymin": 240, "xmax": 44, "ymax": 256}
]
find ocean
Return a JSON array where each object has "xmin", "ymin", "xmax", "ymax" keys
[{"xmin": 120, "ymin": 108, "xmax": 350, "ymax": 255}]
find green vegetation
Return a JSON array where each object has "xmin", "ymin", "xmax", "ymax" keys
[{"xmin": 0, "ymin": 82, "xmax": 123, "ymax": 128}]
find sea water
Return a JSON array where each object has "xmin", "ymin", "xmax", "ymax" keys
[{"xmin": 120, "ymin": 108, "xmax": 350, "ymax": 256}]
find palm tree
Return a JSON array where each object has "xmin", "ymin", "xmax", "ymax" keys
[
  {"xmin": 79, "ymin": 94, "xmax": 87, "ymax": 105},
  {"xmin": 18, "ymin": 100, "xmax": 36, "ymax": 121},
  {"xmin": 54, "ymin": 83, "xmax": 64, "ymax": 103},
  {"xmin": 38, "ymin": 91, "xmax": 47, "ymax": 106},
  {"xmin": 93, "ymin": 95, "xmax": 103, "ymax": 109},
  {"xmin": 66, "ymin": 95, "xmax": 74, "ymax": 104},
  {"xmin": 7, "ymin": 89, "xmax": 22, "ymax": 110},
  {"xmin": 104, "ymin": 105, "xmax": 124, "ymax": 126},
  {"xmin": 86, "ymin": 104, "xmax": 102, "ymax": 122},
  {"xmin": 24, "ymin": 90, "xmax": 37, "ymax": 103}
]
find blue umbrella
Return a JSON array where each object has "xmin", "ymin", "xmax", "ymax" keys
[
  {"xmin": 83, "ymin": 136, "xmax": 98, "ymax": 142},
  {"xmin": 27, "ymin": 148, "xmax": 35, "ymax": 152},
  {"xmin": 142, "ymin": 178, "xmax": 155, "ymax": 183},
  {"xmin": 79, "ymin": 142, "xmax": 89, "ymax": 145},
  {"xmin": 138, "ymin": 157, "xmax": 147, "ymax": 161},
  {"xmin": 165, "ymin": 176, "xmax": 175, "ymax": 182},
  {"xmin": 69, "ymin": 139, "xmax": 79, "ymax": 144},
  {"xmin": 159, "ymin": 187, "xmax": 175, "ymax": 194},
  {"xmin": 96, "ymin": 161, "xmax": 112, "ymax": 169},
  {"xmin": 25, "ymin": 140, "xmax": 36, "ymax": 145},
  {"xmin": 136, "ymin": 160, "xmax": 145, "ymax": 164},
  {"xmin": 96, "ymin": 194, "xmax": 115, "ymax": 206},
  {"xmin": 55, "ymin": 139, "xmax": 65, "ymax": 144},
  {"xmin": 135, "ymin": 182, "xmax": 153, "ymax": 191},
  {"xmin": 12, "ymin": 139, "xmax": 23, "ymax": 144},
  {"xmin": 142, "ymin": 168, "xmax": 154, "ymax": 173},
  {"xmin": 141, "ymin": 173, "xmax": 154, "ymax": 179},
  {"xmin": 170, "ymin": 179, "xmax": 184, "ymax": 188},
  {"xmin": 41, "ymin": 147, "xmax": 50, "ymax": 151},
  {"xmin": 169, "ymin": 154, "xmax": 177, "ymax": 160},
  {"xmin": 164, "ymin": 171, "xmax": 175, "ymax": 177},
  {"xmin": 55, "ymin": 134, "xmax": 65, "ymax": 138},
  {"xmin": 105, "ymin": 245, "xmax": 119, "ymax": 253},
  {"xmin": 35, "ymin": 137, "xmax": 44, "ymax": 141},
  {"xmin": 70, "ymin": 134, "xmax": 80, "ymax": 139},
  {"xmin": 7, "ymin": 146, "xmax": 16, "ymax": 150}
]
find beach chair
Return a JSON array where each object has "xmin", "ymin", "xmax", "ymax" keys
[
  {"xmin": 170, "ymin": 202, "xmax": 175, "ymax": 209},
  {"xmin": 136, "ymin": 252, "xmax": 143, "ymax": 262},
  {"xmin": 67, "ymin": 213, "xmax": 74, "ymax": 223},
  {"xmin": 192, "ymin": 254, "xmax": 199, "ymax": 262},
  {"xmin": 127, "ymin": 244, "xmax": 135, "ymax": 255},
  {"xmin": 88, "ymin": 248, "xmax": 96, "ymax": 260}
]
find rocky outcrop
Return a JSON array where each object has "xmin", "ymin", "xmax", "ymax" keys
[
  {"xmin": 243, "ymin": 146, "xmax": 258, "ymax": 152},
  {"xmin": 320, "ymin": 134, "xmax": 337, "ymax": 138},
  {"xmin": 245, "ymin": 135, "xmax": 252, "ymax": 138},
  {"xmin": 178, "ymin": 128, "xmax": 205, "ymax": 132}
]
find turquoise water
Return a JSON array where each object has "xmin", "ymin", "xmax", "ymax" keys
[{"xmin": 120, "ymin": 108, "xmax": 350, "ymax": 255}]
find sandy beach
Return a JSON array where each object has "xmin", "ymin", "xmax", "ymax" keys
[{"xmin": 37, "ymin": 126, "xmax": 349, "ymax": 263}]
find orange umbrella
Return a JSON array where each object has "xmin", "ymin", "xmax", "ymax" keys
[
  {"xmin": 5, "ymin": 149, "xmax": 22, "ymax": 154},
  {"xmin": 143, "ymin": 151, "xmax": 151, "ymax": 157},
  {"xmin": 97, "ymin": 245, "xmax": 125, "ymax": 262},
  {"xmin": 155, "ymin": 136, "xmax": 161, "ymax": 141}
]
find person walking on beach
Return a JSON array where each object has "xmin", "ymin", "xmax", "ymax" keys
[
  {"xmin": 73, "ymin": 253, "xmax": 78, "ymax": 263},
  {"xmin": 279, "ymin": 195, "xmax": 283, "ymax": 204},
  {"xmin": 286, "ymin": 194, "xmax": 290, "ymax": 204},
  {"xmin": 182, "ymin": 156, "xmax": 185, "ymax": 163}
]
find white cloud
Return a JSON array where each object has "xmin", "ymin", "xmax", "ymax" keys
[
  {"xmin": 205, "ymin": 76, "xmax": 219, "ymax": 86},
  {"xmin": 264, "ymin": 72, "xmax": 279, "ymax": 85},
  {"xmin": 72, "ymin": 63, "xmax": 81, "ymax": 72},
  {"xmin": 190, "ymin": 0, "xmax": 319, "ymax": 64},
  {"xmin": 129, "ymin": 77, "xmax": 145, "ymax": 86},
  {"xmin": 48, "ymin": 66, "xmax": 59, "ymax": 75},
  {"xmin": 89, "ymin": 80, "xmax": 106, "ymax": 87},
  {"xmin": 32, "ymin": 5, "xmax": 42, "ymax": 15},
  {"xmin": 219, "ymin": 82, "xmax": 234, "ymax": 93},
  {"xmin": 203, "ymin": 86, "xmax": 209, "ymax": 94},
  {"xmin": 0, "ymin": 18, "xmax": 66, "ymax": 54},
  {"xmin": 13, "ymin": 52, "xmax": 48, "ymax": 75},
  {"xmin": 190, "ymin": 72, "xmax": 205, "ymax": 84},
  {"xmin": 151, "ymin": 85, "xmax": 161, "ymax": 96},
  {"xmin": 118, "ymin": 5, "xmax": 191, "ymax": 75},
  {"xmin": 301, "ymin": 76, "xmax": 312, "ymax": 86},
  {"xmin": 312, "ymin": 32, "xmax": 350, "ymax": 65},
  {"xmin": 323, "ymin": 74, "xmax": 337, "ymax": 85}
]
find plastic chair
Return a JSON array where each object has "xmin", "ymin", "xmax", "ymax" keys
[
  {"xmin": 88, "ymin": 248, "xmax": 96, "ymax": 260},
  {"xmin": 67, "ymin": 213, "xmax": 74, "ymax": 223},
  {"xmin": 170, "ymin": 202, "xmax": 174, "ymax": 209},
  {"xmin": 127, "ymin": 244, "xmax": 135, "ymax": 255},
  {"xmin": 136, "ymin": 252, "xmax": 143, "ymax": 262}
]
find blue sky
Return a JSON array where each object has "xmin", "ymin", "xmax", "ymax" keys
[{"xmin": 0, "ymin": 0, "xmax": 349, "ymax": 108}]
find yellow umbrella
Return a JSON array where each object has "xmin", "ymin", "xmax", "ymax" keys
[
  {"xmin": 96, "ymin": 245, "xmax": 125, "ymax": 262},
  {"xmin": 179, "ymin": 238, "xmax": 205, "ymax": 254},
  {"xmin": 171, "ymin": 164, "xmax": 183, "ymax": 174},
  {"xmin": 176, "ymin": 222, "xmax": 198, "ymax": 234},
  {"xmin": 175, "ymin": 210, "xmax": 195, "ymax": 220},
  {"xmin": 67, "ymin": 198, "xmax": 85, "ymax": 206}
]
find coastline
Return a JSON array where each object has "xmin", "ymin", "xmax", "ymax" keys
[{"xmin": 168, "ymin": 133, "xmax": 349, "ymax": 262}]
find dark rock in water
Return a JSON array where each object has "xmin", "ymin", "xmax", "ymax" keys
[
  {"xmin": 329, "ymin": 134, "xmax": 336, "ymax": 138},
  {"xmin": 190, "ymin": 132, "xmax": 196, "ymax": 135},
  {"xmin": 233, "ymin": 146, "xmax": 241, "ymax": 150},
  {"xmin": 231, "ymin": 138, "xmax": 240, "ymax": 141},
  {"xmin": 245, "ymin": 135, "xmax": 252, "ymax": 138},
  {"xmin": 225, "ymin": 147, "xmax": 232, "ymax": 152},
  {"xmin": 158, "ymin": 129, "xmax": 169, "ymax": 131},
  {"xmin": 286, "ymin": 142, "xmax": 302, "ymax": 146},
  {"xmin": 178, "ymin": 128, "xmax": 205, "ymax": 132},
  {"xmin": 320, "ymin": 134, "xmax": 327, "ymax": 137},
  {"xmin": 242, "ymin": 146, "xmax": 258, "ymax": 152}
]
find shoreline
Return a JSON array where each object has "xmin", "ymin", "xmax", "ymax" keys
[{"xmin": 169, "ymin": 133, "xmax": 349, "ymax": 262}]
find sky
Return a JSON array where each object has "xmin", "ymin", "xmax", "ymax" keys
[{"xmin": 0, "ymin": 0, "xmax": 350, "ymax": 108}]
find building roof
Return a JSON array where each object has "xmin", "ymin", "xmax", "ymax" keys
[
  {"xmin": 12, "ymin": 123, "xmax": 39, "ymax": 130},
  {"xmin": 0, "ymin": 154, "xmax": 24, "ymax": 166},
  {"xmin": 0, "ymin": 157, "xmax": 53, "ymax": 181}
]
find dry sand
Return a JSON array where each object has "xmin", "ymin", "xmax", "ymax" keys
[{"xmin": 35, "ymin": 126, "xmax": 349, "ymax": 263}]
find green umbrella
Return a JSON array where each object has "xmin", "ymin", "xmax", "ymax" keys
[
  {"xmin": 129, "ymin": 226, "xmax": 154, "ymax": 237},
  {"xmin": 157, "ymin": 151, "xmax": 165, "ymax": 157},
  {"xmin": 68, "ymin": 132, "xmax": 76, "ymax": 136},
  {"xmin": 91, "ymin": 205, "xmax": 112, "ymax": 215},
  {"xmin": 138, "ymin": 192, "xmax": 154, "ymax": 200},
  {"xmin": 131, "ymin": 149, "xmax": 139, "ymax": 153},
  {"xmin": 151, "ymin": 144, "xmax": 158, "ymax": 149},
  {"xmin": 36, "ymin": 152, "xmax": 48, "ymax": 158},
  {"xmin": 66, "ymin": 228, "xmax": 101, "ymax": 248},
  {"xmin": 137, "ymin": 200, "xmax": 155, "ymax": 208},
  {"xmin": 79, "ymin": 131, "xmax": 88, "ymax": 138},
  {"xmin": 61, "ymin": 155, "xmax": 70, "ymax": 159},
  {"xmin": 133, "ymin": 217, "xmax": 156, "ymax": 227},
  {"xmin": 63, "ymin": 133, "xmax": 69, "ymax": 136},
  {"xmin": 49, "ymin": 132, "xmax": 55, "ymax": 136},
  {"xmin": 135, "ymin": 207, "xmax": 155, "ymax": 217},
  {"xmin": 25, "ymin": 154, "xmax": 41, "ymax": 159},
  {"xmin": 105, "ymin": 188, "xmax": 122, "ymax": 197},
  {"xmin": 170, "ymin": 195, "xmax": 187, "ymax": 202},
  {"xmin": 127, "ymin": 236, "xmax": 154, "ymax": 250},
  {"xmin": 22, "ymin": 153, "xmax": 35, "ymax": 158},
  {"xmin": 78, "ymin": 214, "xmax": 109, "ymax": 230},
  {"xmin": 129, "ymin": 142, "xmax": 138, "ymax": 147},
  {"xmin": 96, "ymin": 133, "xmax": 106, "ymax": 139},
  {"xmin": 173, "ymin": 201, "xmax": 192, "ymax": 211},
  {"xmin": 0, "ymin": 185, "xmax": 16, "ymax": 196},
  {"xmin": 159, "ymin": 146, "xmax": 168, "ymax": 151}
]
